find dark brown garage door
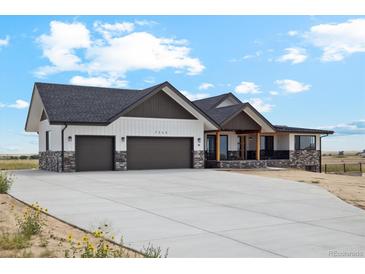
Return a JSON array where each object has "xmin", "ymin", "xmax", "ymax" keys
[
  {"xmin": 127, "ymin": 137, "xmax": 193, "ymax": 170},
  {"xmin": 75, "ymin": 136, "xmax": 114, "ymax": 171}
]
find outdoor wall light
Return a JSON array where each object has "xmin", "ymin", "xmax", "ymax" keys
[
  {"xmin": 68, "ymin": 136, "xmax": 72, "ymax": 142},
  {"xmin": 197, "ymin": 137, "xmax": 201, "ymax": 143},
  {"xmin": 121, "ymin": 137, "xmax": 125, "ymax": 142}
]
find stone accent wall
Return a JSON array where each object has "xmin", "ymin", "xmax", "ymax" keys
[
  {"xmin": 289, "ymin": 150, "xmax": 320, "ymax": 172},
  {"xmin": 193, "ymin": 150, "xmax": 204, "ymax": 168},
  {"xmin": 39, "ymin": 151, "xmax": 62, "ymax": 172},
  {"xmin": 63, "ymin": 151, "xmax": 75, "ymax": 172},
  {"xmin": 206, "ymin": 159, "xmax": 290, "ymax": 169},
  {"xmin": 39, "ymin": 151, "xmax": 76, "ymax": 172},
  {"xmin": 115, "ymin": 151, "xmax": 127, "ymax": 171}
]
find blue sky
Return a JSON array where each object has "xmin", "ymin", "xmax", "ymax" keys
[{"xmin": 0, "ymin": 16, "xmax": 364, "ymax": 153}]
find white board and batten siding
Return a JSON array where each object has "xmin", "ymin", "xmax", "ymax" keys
[{"xmin": 39, "ymin": 117, "xmax": 205, "ymax": 152}]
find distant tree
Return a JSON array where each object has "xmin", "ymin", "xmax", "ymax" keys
[
  {"xmin": 19, "ymin": 155, "xmax": 28, "ymax": 160},
  {"xmin": 338, "ymin": 151, "xmax": 344, "ymax": 156},
  {"xmin": 29, "ymin": 154, "xmax": 39, "ymax": 159}
]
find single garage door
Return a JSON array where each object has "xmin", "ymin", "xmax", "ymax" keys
[
  {"xmin": 127, "ymin": 137, "xmax": 193, "ymax": 170},
  {"xmin": 75, "ymin": 136, "xmax": 114, "ymax": 171}
]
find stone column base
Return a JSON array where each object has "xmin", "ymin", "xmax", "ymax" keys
[
  {"xmin": 193, "ymin": 151, "xmax": 204, "ymax": 168},
  {"xmin": 115, "ymin": 151, "xmax": 127, "ymax": 171}
]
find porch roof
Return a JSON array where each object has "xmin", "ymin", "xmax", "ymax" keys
[{"xmin": 274, "ymin": 125, "xmax": 334, "ymax": 134}]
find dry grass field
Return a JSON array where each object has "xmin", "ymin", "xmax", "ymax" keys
[{"xmin": 0, "ymin": 160, "xmax": 38, "ymax": 171}]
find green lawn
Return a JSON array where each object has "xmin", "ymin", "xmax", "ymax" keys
[{"xmin": 0, "ymin": 159, "xmax": 38, "ymax": 170}]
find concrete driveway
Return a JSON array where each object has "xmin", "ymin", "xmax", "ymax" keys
[{"xmin": 10, "ymin": 169, "xmax": 365, "ymax": 257}]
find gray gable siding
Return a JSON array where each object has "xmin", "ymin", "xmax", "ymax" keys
[
  {"xmin": 125, "ymin": 91, "xmax": 196, "ymax": 120},
  {"xmin": 221, "ymin": 111, "xmax": 261, "ymax": 131}
]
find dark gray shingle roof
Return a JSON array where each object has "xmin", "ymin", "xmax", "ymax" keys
[
  {"xmin": 36, "ymin": 82, "xmax": 164, "ymax": 124},
  {"xmin": 274, "ymin": 125, "xmax": 334, "ymax": 134},
  {"xmin": 194, "ymin": 94, "xmax": 334, "ymax": 134},
  {"xmin": 193, "ymin": 93, "xmax": 229, "ymax": 112}
]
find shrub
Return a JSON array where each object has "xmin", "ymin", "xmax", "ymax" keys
[
  {"xmin": 142, "ymin": 243, "xmax": 169, "ymax": 258},
  {"xmin": 0, "ymin": 232, "xmax": 30, "ymax": 250},
  {"xmin": 29, "ymin": 155, "xmax": 39, "ymax": 160},
  {"xmin": 19, "ymin": 155, "xmax": 28, "ymax": 160},
  {"xmin": 16, "ymin": 202, "xmax": 46, "ymax": 238},
  {"xmin": 0, "ymin": 172, "xmax": 13, "ymax": 193}
]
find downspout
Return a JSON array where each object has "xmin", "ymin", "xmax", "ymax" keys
[
  {"xmin": 319, "ymin": 134, "xmax": 329, "ymax": 173},
  {"xmin": 61, "ymin": 124, "xmax": 68, "ymax": 172}
]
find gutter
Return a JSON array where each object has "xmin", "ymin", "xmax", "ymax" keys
[
  {"xmin": 61, "ymin": 124, "xmax": 68, "ymax": 172},
  {"xmin": 319, "ymin": 134, "xmax": 329, "ymax": 173}
]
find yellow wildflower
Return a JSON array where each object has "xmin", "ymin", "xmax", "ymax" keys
[
  {"xmin": 82, "ymin": 235, "xmax": 89, "ymax": 242},
  {"xmin": 67, "ymin": 233, "xmax": 73, "ymax": 242}
]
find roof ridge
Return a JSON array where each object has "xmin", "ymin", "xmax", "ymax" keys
[
  {"xmin": 193, "ymin": 92, "xmax": 229, "ymax": 102},
  {"xmin": 35, "ymin": 82, "xmax": 147, "ymax": 92}
]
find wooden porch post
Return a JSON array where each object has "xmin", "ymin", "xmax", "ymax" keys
[
  {"xmin": 216, "ymin": 131, "xmax": 220, "ymax": 161},
  {"xmin": 256, "ymin": 132, "xmax": 260, "ymax": 160}
]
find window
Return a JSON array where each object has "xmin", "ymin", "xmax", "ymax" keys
[
  {"xmin": 45, "ymin": 131, "xmax": 50, "ymax": 151},
  {"xmin": 220, "ymin": 135, "xmax": 228, "ymax": 160},
  {"xmin": 295, "ymin": 135, "xmax": 316, "ymax": 150}
]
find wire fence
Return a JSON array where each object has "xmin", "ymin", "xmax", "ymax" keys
[{"xmin": 323, "ymin": 163, "xmax": 363, "ymax": 174}]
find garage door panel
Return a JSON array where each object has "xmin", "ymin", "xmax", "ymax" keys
[
  {"xmin": 76, "ymin": 136, "xmax": 114, "ymax": 171},
  {"xmin": 127, "ymin": 137, "xmax": 192, "ymax": 170}
]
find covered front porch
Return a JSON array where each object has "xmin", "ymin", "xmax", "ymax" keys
[{"xmin": 204, "ymin": 130, "xmax": 291, "ymax": 168}]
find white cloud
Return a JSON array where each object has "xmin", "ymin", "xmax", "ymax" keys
[
  {"xmin": 0, "ymin": 35, "xmax": 9, "ymax": 47},
  {"xmin": 143, "ymin": 77, "xmax": 156, "ymax": 84},
  {"xmin": 321, "ymin": 120, "xmax": 365, "ymax": 135},
  {"xmin": 94, "ymin": 21, "xmax": 135, "ymax": 40},
  {"xmin": 69, "ymin": 75, "xmax": 128, "ymax": 88},
  {"xmin": 198, "ymin": 82, "xmax": 214, "ymax": 90},
  {"xmin": 181, "ymin": 90, "xmax": 209, "ymax": 101},
  {"xmin": 248, "ymin": 98, "xmax": 274, "ymax": 113},
  {"xmin": 306, "ymin": 18, "xmax": 365, "ymax": 62},
  {"xmin": 269, "ymin": 91, "xmax": 279, "ymax": 96},
  {"xmin": 275, "ymin": 79, "xmax": 311, "ymax": 93},
  {"xmin": 277, "ymin": 47, "xmax": 308, "ymax": 64},
  {"xmin": 288, "ymin": 30, "xmax": 299, "ymax": 37},
  {"xmin": 0, "ymin": 99, "xmax": 29, "ymax": 109},
  {"xmin": 135, "ymin": 20, "xmax": 157, "ymax": 27},
  {"xmin": 36, "ymin": 21, "xmax": 204, "ymax": 81},
  {"xmin": 36, "ymin": 21, "xmax": 91, "ymax": 77},
  {"xmin": 234, "ymin": 81, "xmax": 261, "ymax": 94},
  {"xmin": 86, "ymin": 32, "xmax": 204, "ymax": 76}
]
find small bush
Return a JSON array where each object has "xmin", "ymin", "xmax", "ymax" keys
[
  {"xmin": 0, "ymin": 232, "xmax": 30, "ymax": 250},
  {"xmin": 16, "ymin": 202, "xmax": 46, "ymax": 238},
  {"xmin": 142, "ymin": 243, "xmax": 169, "ymax": 258},
  {"xmin": 19, "ymin": 155, "xmax": 28, "ymax": 160},
  {"xmin": 0, "ymin": 172, "xmax": 13, "ymax": 193},
  {"xmin": 311, "ymin": 180, "xmax": 320, "ymax": 184},
  {"xmin": 29, "ymin": 155, "xmax": 39, "ymax": 160}
]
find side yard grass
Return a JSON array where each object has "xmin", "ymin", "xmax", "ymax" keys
[
  {"xmin": 229, "ymin": 168, "xmax": 365, "ymax": 210},
  {"xmin": 0, "ymin": 159, "xmax": 38, "ymax": 170}
]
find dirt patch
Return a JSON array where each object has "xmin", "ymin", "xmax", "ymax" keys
[
  {"xmin": 227, "ymin": 169, "xmax": 365, "ymax": 210},
  {"xmin": 0, "ymin": 194, "xmax": 142, "ymax": 258}
]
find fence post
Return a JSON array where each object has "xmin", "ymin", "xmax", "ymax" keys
[
  {"xmin": 343, "ymin": 163, "xmax": 346, "ymax": 173},
  {"xmin": 325, "ymin": 164, "xmax": 327, "ymax": 173}
]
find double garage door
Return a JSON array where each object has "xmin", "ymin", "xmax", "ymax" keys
[{"xmin": 75, "ymin": 136, "xmax": 193, "ymax": 171}]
